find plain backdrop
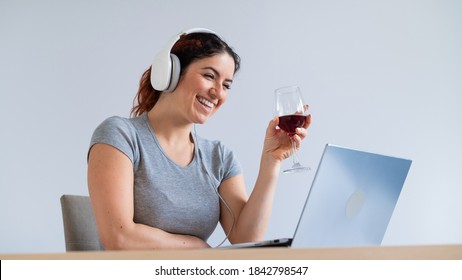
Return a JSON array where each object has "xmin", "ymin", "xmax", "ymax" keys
[{"xmin": 1, "ymin": 0, "xmax": 461, "ymax": 253}]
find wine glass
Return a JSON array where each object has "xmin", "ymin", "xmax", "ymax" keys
[{"xmin": 275, "ymin": 86, "xmax": 310, "ymax": 173}]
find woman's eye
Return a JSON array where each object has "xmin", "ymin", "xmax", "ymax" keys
[
  {"xmin": 223, "ymin": 84, "xmax": 231, "ymax": 90},
  {"xmin": 204, "ymin": 73, "xmax": 214, "ymax": 79}
]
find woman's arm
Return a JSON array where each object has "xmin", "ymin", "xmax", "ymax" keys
[
  {"xmin": 219, "ymin": 114, "xmax": 311, "ymax": 244},
  {"xmin": 88, "ymin": 143, "xmax": 210, "ymax": 250}
]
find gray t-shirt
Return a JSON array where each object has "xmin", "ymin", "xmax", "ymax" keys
[{"xmin": 89, "ymin": 113, "xmax": 242, "ymax": 241}]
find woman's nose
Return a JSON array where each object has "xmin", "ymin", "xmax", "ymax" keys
[{"xmin": 209, "ymin": 84, "xmax": 223, "ymax": 98}]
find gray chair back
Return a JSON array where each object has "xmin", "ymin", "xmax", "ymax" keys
[{"xmin": 60, "ymin": 194, "xmax": 104, "ymax": 251}]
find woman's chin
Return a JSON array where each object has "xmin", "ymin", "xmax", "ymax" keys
[{"xmin": 194, "ymin": 111, "xmax": 215, "ymax": 124}]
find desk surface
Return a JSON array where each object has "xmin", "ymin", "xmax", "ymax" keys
[{"xmin": 1, "ymin": 244, "xmax": 461, "ymax": 260}]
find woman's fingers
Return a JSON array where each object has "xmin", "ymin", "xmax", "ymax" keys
[
  {"xmin": 295, "ymin": 127, "xmax": 307, "ymax": 139},
  {"xmin": 292, "ymin": 134, "xmax": 301, "ymax": 149},
  {"xmin": 303, "ymin": 114, "xmax": 312, "ymax": 129},
  {"xmin": 295, "ymin": 118, "xmax": 310, "ymax": 139},
  {"xmin": 291, "ymin": 114, "xmax": 311, "ymax": 148}
]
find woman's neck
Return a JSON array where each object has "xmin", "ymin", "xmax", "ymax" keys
[
  {"xmin": 147, "ymin": 104, "xmax": 193, "ymax": 145},
  {"xmin": 147, "ymin": 103, "xmax": 196, "ymax": 167}
]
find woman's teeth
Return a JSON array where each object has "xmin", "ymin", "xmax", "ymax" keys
[{"xmin": 197, "ymin": 97, "xmax": 215, "ymax": 108}]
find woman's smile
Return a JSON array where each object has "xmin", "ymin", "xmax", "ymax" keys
[{"xmin": 196, "ymin": 96, "xmax": 216, "ymax": 111}]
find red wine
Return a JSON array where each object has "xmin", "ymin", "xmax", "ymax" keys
[{"xmin": 278, "ymin": 115, "xmax": 306, "ymax": 135}]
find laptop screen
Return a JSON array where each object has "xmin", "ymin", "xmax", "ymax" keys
[{"xmin": 291, "ymin": 144, "xmax": 412, "ymax": 248}]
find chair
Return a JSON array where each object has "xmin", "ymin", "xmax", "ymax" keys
[{"xmin": 60, "ymin": 194, "xmax": 104, "ymax": 251}]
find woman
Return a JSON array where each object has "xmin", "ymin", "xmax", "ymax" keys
[{"xmin": 87, "ymin": 28, "xmax": 311, "ymax": 250}]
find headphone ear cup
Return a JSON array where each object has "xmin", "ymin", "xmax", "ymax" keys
[
  {"xmin": 150, "ymin": 52, "xmax": 170, "ymax": 91},
  {"xmin": 151, "ymin": 28, "xmax": 218, "ymax": 92},
  {"xmin": 164, "ymin": 54, "xmax": 181, "ymax": 93}
]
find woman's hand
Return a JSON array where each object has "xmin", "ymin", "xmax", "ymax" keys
[
  {"xmin": 262, "ymin": 111, "xmax": 312, "ymax": 163},
  {"xmin": 220, "ymin": 108, "xmax": 312, "ymax": 244}
]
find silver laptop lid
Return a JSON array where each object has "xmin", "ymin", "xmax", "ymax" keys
[{"xmin": 291, "ymin": 144, "xmax": 412, "ymax": 248}]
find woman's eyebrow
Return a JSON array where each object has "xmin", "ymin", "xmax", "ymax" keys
[{"xmin": 202, "ymin": 66, "xmax": 233, "ymax": 83}]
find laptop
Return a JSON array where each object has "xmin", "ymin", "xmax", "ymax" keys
[{"xmin": 221, "ymin": 144, "xmax": 412, "ymax": 249}]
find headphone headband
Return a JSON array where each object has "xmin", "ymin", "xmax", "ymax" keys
[{"xmin": 150, "ymin": 28, "xmax": 220, "ymax": 92}]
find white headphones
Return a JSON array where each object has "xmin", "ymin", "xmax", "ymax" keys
[{"xmin": 150, "ymin": 28, "xmax": 220, "ymax": 93}]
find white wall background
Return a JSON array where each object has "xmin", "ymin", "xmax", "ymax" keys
[{"xmin": 1, "ymin": 0, "xmax": 461, "ymax": 253}]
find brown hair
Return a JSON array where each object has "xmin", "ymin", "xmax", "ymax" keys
[{"xmin": 131, "ymin": 32, "xmax": 241, "ymax": 117}]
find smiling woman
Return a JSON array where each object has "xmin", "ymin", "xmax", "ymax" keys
[
  {"xmin": 170, "ymin": 54, "xmax": 236, "ymax": 123},
  {"xmin": 86, "ymin": 28, "xmax": 311, "ymax": 250}
]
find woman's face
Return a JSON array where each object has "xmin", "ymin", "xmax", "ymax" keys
[{"xmin": 172, "ymin": 52, "xmax": 235, "ymax": 124}]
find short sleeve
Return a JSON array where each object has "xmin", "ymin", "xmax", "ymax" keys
[
  {"xmin": 88, "ymin": 116, "xmax": 138, "ymax": 164},
  {"xmin": 220, "ymin": 143, "xmax": 243, "ymax": 181}
]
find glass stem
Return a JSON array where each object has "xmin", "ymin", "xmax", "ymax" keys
[{"xmin": 291, "ymin": 138, "xmax": 299, "ymax": 165}]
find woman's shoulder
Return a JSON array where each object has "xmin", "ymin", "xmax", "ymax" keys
[
  {"xmin": 196, "ymin": 136, "xmax": 242, "ymax": 180},
  {"xmin": 90, "ymin": 115, "xmax": 147, "ymax": 163},
  {"xmin": 195, "ymin": 136, "xmax": 224, "ymax": 150},
  {"xmin": 97, "ymin": 115, "xmax": 133, "ymax": 129},
  {"xmin": 91, "ymin": 115, "xmax": 143, "ymax": 144},
  {"xmin": 195, "ymin": 136, "xmax": 235, "ymax": 158},
  {"xmin": 94, "ymin": 114, "xmax": 147, "ymax": 135}
]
